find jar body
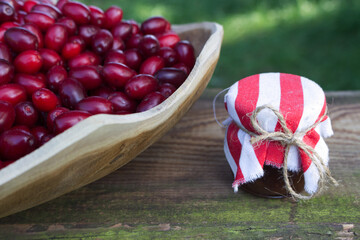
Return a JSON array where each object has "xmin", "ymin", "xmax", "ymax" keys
[{"xmin": 240, "ymin": 165, "xmax": 305, "ymax": 198}]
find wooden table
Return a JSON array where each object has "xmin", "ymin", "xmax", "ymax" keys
[{"xmin": 0, "ymin": 89, "xmax": 359, "ymax": 239}]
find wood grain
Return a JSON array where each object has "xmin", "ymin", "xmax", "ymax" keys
[
  {"xmin": 0, "ymin": 90, "xmax": 359, "ymax": 239},
  {"xmin": 0, "ymin": 22, "xmax": 224, "ymax": 218}
]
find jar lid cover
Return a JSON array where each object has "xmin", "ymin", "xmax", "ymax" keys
[{"xmin": 223, "ymin": 73, "xmax": 333, "ymax": 195}]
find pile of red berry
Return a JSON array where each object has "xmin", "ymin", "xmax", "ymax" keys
[{"xmin": 0, "ymin": 0, "xmax": 196, "ymax": 167}]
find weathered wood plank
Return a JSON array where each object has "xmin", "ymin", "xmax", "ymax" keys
[{"xmin": 0, "ymin": 89, "xmax": 359, "ymax": 239}]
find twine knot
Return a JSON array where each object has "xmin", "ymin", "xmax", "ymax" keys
[
  {"xmin": 250, "ymin": 129, "xmax": 300, "ymax": 146},
  {"xmin": 249, "ymin": 105, "xmax": 305, "ymax": 146},
  {"xmin": 240, "ymin": 104, "xmax": 338, "ymax": 200}
]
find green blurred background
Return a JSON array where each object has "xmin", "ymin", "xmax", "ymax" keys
[{"xmin": 81, "ymin": 0, "xmax": 360, "ymax": 90}]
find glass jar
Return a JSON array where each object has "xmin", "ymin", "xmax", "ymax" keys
[{"xmin": 240, "ymin": 165, "xmax": 305, "ymax": 198}]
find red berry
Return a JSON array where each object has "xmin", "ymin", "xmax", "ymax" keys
[
  {"xmin": 46, "ymin": 106, "xmax": 69, "ymax": 132},
  {"xmin": 14, "ymin": 101, "xmax": 38, "ymax": 127},
  {"xmin": 104, "ymin": 6, "xmax": 123, "ymax": 29},
  {"xmin": 0, "ymin": 27, "xmax": 6, "ymax": 42},
  {"xmin": 0, "ymin": 42, "xmax": 12, "ymax": 62},
  {"xmin": 4, "ymin": 27, "xmax": 38, "ymax": 52},
  {"xmin": 89, "ymin": 5, "xmax": 105, "ymax": 28},
  {"xmin": 104, "ymin": 49, "xmax": 126, "ymax": 65},
  {"xmin": 58, "ymin": 78, "xmax": 86, "ymax": 109},
  {"xmin": 157, "ymin": 31, "xmax": 180, "ymax": 48},
  {"xmin": 31, "ymin": 125, "xmax": 48, "ymax": 146},
  {"xmin": 55, "ymin": 0, "xmax": 68, "ymax": 10},
  {"xmin": 0, "ymin": 0, "xmax": 20, "ymax": 11},
  {"xmin": 61, "ymin": 41, "xmax": 81, "ymax": 60},
  {"xmin": 111, "ymin": 36, "xmax": 125, "ymax": 51},
  {"xmin": 124, "ymin": 48, "xmax": 142, "ymax": 70},
  {"xmin": 155, "ymin": 67, "xmax": 187, "ymax": 88},
  {"xmin": 14, "ymin": 73, "xmax": 46, "ymax": 96},
  {"xmin": 0, "ymin": 21, "xmax": 19, "ymax": 29},
  {"xmin": 62, "ymin": 1, "xmax": 90, "ymax": 25},
  {"xmin": 46, "ymin": 65, "xmax": 68, "ymax": 92},
  {"xmin": 0, "ymin": 2, "xmax": 15, "ymax": 22},
  {"xmin": 39, "ymin": 48, "xmax": 63, "ymax": 71},
  {"xmin": 0, "ymin": 128, "xmax": 36, "ymax": 160},
  {"xmin": 173, "ymin": 62, "xmax": 190, "ymax": 75},
  {"xmin": 0, "ymin": 84, "xmax": 27, "ymax": 106},
  {"xmin": 32, "ymin": 88, "xmax": 58, "ymax": 112},
  {"xmin": 13, "ymin": 50, "xmax": 43, "ymax": 74},
  {"xmin": 91, "ymin": 29, "xmax": 113, "ymax": 55},
  {"xmin": 124, "ymin": 74, "xmax": 159, "ymax": 100},
  {"xmin": 136, "ymin": 92, "xmax": 165, "ymax": 113},
  {"xmin": 40, "ymin": 133, "xmax": 54, "ymax": 145},
  {"xmin": 108, "ymin": 92, "xmax": 137, "ymax": 113},
  {"xmin": 158, "ymin": 83, "xmax": 176, "ymax": 98},
  {"xmin": 61, "ymin": 36, "xmax": 85, "ymax": 60},
  {"xmin": 126, "ymin": 33, "xmax": 142, "ymax": 49},
  {"xmin": 22, "ymin": 0, "xmax": 39, "ymax": 13},
  {"xmin": 102, "ymin": 62, "xmax": 136, "ymax": 88},
  {"xmin": 31, "ymin": 3, "xmax": 62, "ymax": 19},
  {"xmin": 24, "ymin": 11, "xmax": 55, "ymax": 32},
  {"xmin": 57, "ymin": 17, "xmax": 77, "ymax": 36},
  {"xmin": 34, "ymin": 72, "xmax": 46, "ymax": 83},
  {"xmin": 22, "ymin": 23, "xmax": 44, "ymax": 48},
  {"xmin": 11, "ymin": 0, "xmax": 23, "ymax": 10},
  {"xmin": 141, "ymin": 16, "xmax": 170, "ymax": 35},
  {"xmin": 158, "ymin": 47, "xmax": 178, "ymax": 66},
  {"xmin": 44, "ymin": 24, "xmax": 68, "ymax": 52},
  {"xmin": 174, "ymin": 40, "xmax": 195, "ymax": 68},
  {"xmin": 76, "ymin": 96, "xmax": 113, "ymax": 114},
  {"xmin": 124, "ymin": 19, "xmax": 140, "ymax": 35},
  {"xmin": 67, "ymin": 51, "xmax": 100, "ymax": 69},
  {"xmin": 0, "ymin": 100, "xmax": 15, "ymax": 133},
  {"xmin": 78, "ymin": 24, "xmax": 99, "ymax": 46},
  {"xmin": 139, "ymin": 55, "xmax": 164, "ymax": 75},
  {"xmin": 68, "ymin": 35, "xmax": 86, "ymax": 51},
  {"xmin": 69, "ymin": 65, "xmax": 102, "ymax": 90},
  {"xmin": 112, "ymin": 21, "xmax": 132, "ymax": 40},
  {"xmin": 53, "ymin": 110, "xmax": 91, "ymax": 134},
  {"xmin": 90, "ymin": 86, "xmax": 113, "ymax": 99},
  {"xmin": 139, "ymin": 35, "xmax": 160, "ymax": 57},
  {"xmin": 0, "ymin": 59, "xmax": 14, "ymax": 85}
]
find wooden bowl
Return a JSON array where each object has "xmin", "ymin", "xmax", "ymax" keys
[{"xmin": 0, "ymin": 22, "xmax": 223, "ymax": 218}]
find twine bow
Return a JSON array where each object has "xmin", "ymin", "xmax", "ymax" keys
[{"xmin": 242, "ymin": 104, "xmax": 338, "ymax": 200}]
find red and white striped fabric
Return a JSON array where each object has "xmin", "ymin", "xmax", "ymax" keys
[{"xmin": 223, "ymin": 73, "xmax": 333, "ymax": 194}]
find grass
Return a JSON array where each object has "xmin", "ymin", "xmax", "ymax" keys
[{"xmin": 80, "ymin": 0, "xmax": 360, "ymax": 91}]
